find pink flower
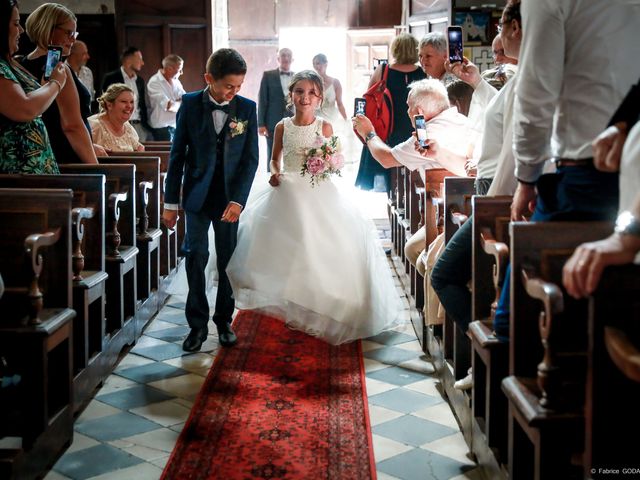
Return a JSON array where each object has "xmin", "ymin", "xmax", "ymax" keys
[
  {"xmin": 306, "ymin": 156, "xmax": 326, "ymax": 175},
  {"xmin": 328, "ymin": 153, "xmax": 344, "ymax": 170},
  {"xmin": 313, "ymin": 136, "xmax": 325, "ymax": 148}
]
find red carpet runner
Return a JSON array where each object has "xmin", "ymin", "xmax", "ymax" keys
[{"xmin": 162, "ymin": 310, "xmax": 377, "ymax": 480}]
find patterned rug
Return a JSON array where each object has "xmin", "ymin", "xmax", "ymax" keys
[{"xmin": 161, "ymin": 310, "xmax": 376, "ymax": 479}]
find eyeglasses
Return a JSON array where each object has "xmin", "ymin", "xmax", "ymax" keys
[{"xmin": 55, "ymin": 26, "xmax": 79, "ymax": 39}]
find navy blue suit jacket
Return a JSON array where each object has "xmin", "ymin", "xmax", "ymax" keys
[{"xmin": 164, "ymin": 89, "xmax": 259, "ymax": 213}]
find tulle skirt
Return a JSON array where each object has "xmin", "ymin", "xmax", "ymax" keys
[{"xmin": 226, "ymin": 173, "xmax": 404, "ymax": 345}]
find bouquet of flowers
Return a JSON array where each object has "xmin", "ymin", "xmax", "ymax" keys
[{"xmin": 300, "ymin": 134, "xmax": 344, "ymax": 186}]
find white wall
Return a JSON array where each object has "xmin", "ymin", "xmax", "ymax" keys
[{"xmin": 18, "ymin": 0, "xmax": 114, "ymax": 14}]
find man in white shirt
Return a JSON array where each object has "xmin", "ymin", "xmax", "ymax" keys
[
  {"xmin": 492, "ymin": 0, "xmax": 640, "ymax": 341},
  {"xmin": 147, "ymin": 54, "xmax": 186, "ymax": 141}
]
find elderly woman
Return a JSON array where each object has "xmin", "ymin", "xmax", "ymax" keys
[
  {"xmin": 0, "ymin": 0, "xmax": 66, "ymax": 173},
  {"xmin": 20, "ymin": 2, "xmax": 98, "ymax": 164},
  {"xmin": 89, "ymin": 83, "xmax": 144, "ymax": 152}
]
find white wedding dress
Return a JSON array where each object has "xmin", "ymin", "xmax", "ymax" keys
[{"xmin": 226, "ymin": 117, "xmax": 404, "ymax": 344}]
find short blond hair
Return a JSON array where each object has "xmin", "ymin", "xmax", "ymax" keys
[
  {"xmin": 25, "ymin": 3, "xmax": 76, "ymax": 50},
  {"xmin": 97, "ymin": 83, "xmax": 134, "ymax": 113},
  {"xmin": 391, "ymin": 33, "xmax": 419, "ymax": 65}
]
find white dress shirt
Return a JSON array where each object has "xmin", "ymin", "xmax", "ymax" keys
[
  {"xmin": 279, "ymin": 70, "xmax": 292, "ymax": 96},
  {"xmin": 120, "ymin": 66, "xmax": 141, "ymax": 121},
  {"xmin": 147, "ymin": 70, "xmax": 186, "ymax": 129},
  {"xmin": 391, "ymin": 107, "xmax": 469, "ymax": 181},
  {"xmin": 77, "ymin": 65, "xmax": 94, "ymax": 102},
  {"xmin": 514, "ymin": 0, "xmax": 640, "ymax": 182}
]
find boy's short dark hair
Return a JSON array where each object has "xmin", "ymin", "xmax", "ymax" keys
[
  {"xmin": 121, "ymin": 46, "xmax": 141, "ymax": 63},
  {"xmin": 206, "ymin": 48, "xmax": 247, "ymax": 80}
]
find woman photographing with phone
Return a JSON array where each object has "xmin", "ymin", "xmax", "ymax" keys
[
  {"xmin": 19, "ymin": 2, "xmax": 98, "ymax": 164},
  {"xmin": 0, "ymin": 0, "xmax": 66, "ymax": 174}
]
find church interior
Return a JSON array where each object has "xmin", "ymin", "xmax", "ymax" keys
[{"xmin": 0, "ymin": 0, "xmax": 639, "ymax": 479}]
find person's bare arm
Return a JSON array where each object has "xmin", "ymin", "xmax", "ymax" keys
[
  {"xmin": 269, "ymin": 121, "xmax": 285, "ymax": 186},
  {"xmin": 0, "ymin": 62, "xmax": 66, "ymax": 121},
  {"xmin": 57, "ymin": 63, "xmax": 97, "ymax": 164},
  {"xmin": 367, "ymin": 64, "xmax": 383, "ymax": 88},
  {"xmin": 352, "ymin": 114, "xmax": 400, "ymax": 168},
  {"xmin": 333, "ymin": 79, "xmax": 348, "ymax": 120}
]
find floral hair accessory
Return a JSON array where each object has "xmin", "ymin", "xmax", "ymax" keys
[
  {"xmin": 300, "ymin": 134, "xmax": 343, "ymax": 186},
  {"xmin": 229, "ymin": 118, "xmax": 248, "ymax": 137}
]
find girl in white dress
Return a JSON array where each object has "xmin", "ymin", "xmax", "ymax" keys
[{"xmin": 226, "ymin": 70, "xmax": 403, "ymax": 345}]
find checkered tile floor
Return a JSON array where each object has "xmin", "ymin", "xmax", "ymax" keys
[{"xmin": 43, "ymin": 222, "xmax": 485, "ymax": 480}]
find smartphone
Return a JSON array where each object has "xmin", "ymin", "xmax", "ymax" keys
[
  {"xmin": 354, "ymin": 97, "xmax": 366, "ymax": 116},
  {"xmin": 447, "ymin": 26, "xmax": 464, "ymax": 64},
  {"xmin": 44, "ymin": 45, "xmax": 62, "ymax": 80},
  {"xmin": 414, "ymin": 114, "xmax": 428, "ymax": 148}
]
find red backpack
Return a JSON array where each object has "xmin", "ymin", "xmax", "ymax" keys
[{"xmin": 356, "ymin": 63, "xmax": 394, "ymax": 143}]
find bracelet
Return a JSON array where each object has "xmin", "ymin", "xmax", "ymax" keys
[{"xmin": 48, "ymin": 79, "xmax": 63, "ymax": 93}]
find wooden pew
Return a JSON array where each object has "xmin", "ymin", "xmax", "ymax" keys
[
  {"xmin": 586, "ymin": 265, "xmax": 640, "ymax": 476},
  {"xmin": 107, "ymin": 150, "xmax": 180, "ymax": 290},
  {"xmin": 0, "ymin": 174, "xmax": 109, "ymax": 413},
  {"xmin": 99, "ymin": 156, "xmax": 162, "ymax": 323},
  {"xmin": 142, "ymin": 141, "xmax": 171, "ymax": 151},
  {"xmin": 502, "ymin": 221, "xmax": 613, "ymax": 480},
  {"xmin": 468, "ymin": 195, "xmax": 511, "ymax": 476},
  {"xmin": 406, "ymin": 168, "xmax": 452, "ymax": 352},
  {"xmin": 0, "ymin": 188, "xmax": 74, "ymax": 479},
  {"xmin": 60, "ymin": 164, "xmax": 141, "ymax": 347}
]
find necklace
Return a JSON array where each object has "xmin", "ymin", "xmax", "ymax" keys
[{"xmin": 103, "ymin": 114, "xmax": 125, "ymax": 136}]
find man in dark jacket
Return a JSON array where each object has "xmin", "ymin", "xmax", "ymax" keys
[{"xmin": 102, "ymin": 46, "xmax": 152, "ymax": 141}]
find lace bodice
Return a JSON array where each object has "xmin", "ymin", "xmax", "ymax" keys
[{"xmin": 282, "ymin": 117, "xmax": 324, "ymax": 173}]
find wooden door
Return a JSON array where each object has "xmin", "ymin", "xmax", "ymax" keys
[{"xmin": 114, "ymin": 0, "xmax": 212, "ymax": 92}]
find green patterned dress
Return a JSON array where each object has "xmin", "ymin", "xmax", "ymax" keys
[{"xmin": 0, "ymin": 59, "xmax": 59, "ymax": 174}]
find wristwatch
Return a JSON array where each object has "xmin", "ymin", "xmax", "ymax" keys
[
  {"xmin": 364, "ymin": 131, "xmax": 377, "ymax": 143},
  {"xmin": 614, "ymin": 211, "xmax": 640, "ymax": 237}
]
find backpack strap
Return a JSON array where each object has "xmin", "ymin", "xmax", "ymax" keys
[{"xmin": 381, "ymin": 62, "xmax": 389, "ymax": 84}]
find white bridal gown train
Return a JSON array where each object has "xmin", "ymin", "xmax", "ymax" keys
[{"xmin": 226, "ymin": 117, "xmax": 403, "ymax": 345}]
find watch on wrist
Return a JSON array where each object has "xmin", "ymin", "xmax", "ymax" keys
[
  {"xmin": 614, "ymin": 211, "xmax": 640, "ymax": 237},
  {"xmin": 364, "ymin": 131, "xmax": 377, "ymax": 143}
]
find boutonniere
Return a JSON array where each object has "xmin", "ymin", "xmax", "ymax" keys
[{"xmin": 229, "ymin": 117, "xmax": 248, "ymax": 137}]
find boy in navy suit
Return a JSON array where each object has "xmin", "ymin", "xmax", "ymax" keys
[{"xmin": 163, "ymin": 49, "xmax": 259, "ymax": 352}]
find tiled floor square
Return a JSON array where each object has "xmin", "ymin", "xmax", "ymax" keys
[
  {"xmin": 363, "ymin": 346, "xmax": 421, "ymax": 366},
  {"xmin": 369, "ymin": 388, "xmax": 442, "ymax": 414},
  {"xmin": 116, "ymin": 362, "xmax": 189, "ymax": 384},
  {"xmin": 52, "ymin": 444, "xmax": 144, "ymax": 479},
  {"xmin": 377, "ymin": 447, "xmax": 474, "ymax": 480},
  {"xmin": 84, "ymin": 461, "xmax": 164, "ymax": 480},
  {"xmin": 147, "ymin": 373, "xmax": 206, "ymax": 399},
  {"xmin": 371, "ymin": 434, "xmax": 414, "ymax": 463},
  {"xmin": 75, "ymin": 412, "xmax": 162, "ymax": 442},
  {"xmin": 129, "ymin": 399, "xmax": 192, "ymax": 427},
  {"xmin": 144, "ymin": 325, "xmax": 191, "ymax": 342},
  {"xmin": 372, "ymin": 414, "xmax": 457, "ymax": 447},
  {"xmin": 366, "ymin": 366, "xmax": 429, "ymax": 386},
  {"xmin": 367, "ymin": 330, "xmax": 416, "ymax": 346},
  {"xmin": 96, "ymin": 384, "xmax": 176, "ymax": 410},
  {"xmin": 133, "ymin": 342, "xmax": 190, "ymax": 361},
  {"xmin": 421, "ymin": 432, "xmax": 475, "ymax": 465}
]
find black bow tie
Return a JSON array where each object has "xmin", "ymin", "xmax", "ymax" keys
[
  {"xmin": 280, "ymin": 71, "xmax": 292, "ymax": 76},
  {"xmin": 209, "ymin": 102, "xmax": 229, "ymax": 113}
]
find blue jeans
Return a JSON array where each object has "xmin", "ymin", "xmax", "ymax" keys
[{"xmin": 492, "ymin": 166, "xmax": 619, "ymax": 341}]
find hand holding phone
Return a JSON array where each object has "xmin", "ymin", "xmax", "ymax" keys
[
  {"xmin": 44, "ymin": 45, "xmax": 63, "ymax": 81},
  {"xmin": 414, "ymin": 114, "xmax": 428, "ymax": 148},
  {"xmin": 354, "ymin": 97, "xmax": 366, "ymax": 116},
  {"xmin": 447, "ymin": 26, "xmax": 464, "ymax": 64}
]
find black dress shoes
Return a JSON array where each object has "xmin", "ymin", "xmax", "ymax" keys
[
  {"xmin": 182, "ymin": 327, "xmax": 208, "ymax": 352},
  {"xmin": 216, "ymin": 322, "xmax": 237, "ymax": 347}
]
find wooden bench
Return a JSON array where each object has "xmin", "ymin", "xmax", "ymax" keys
[
  {"xmin": 107, "ymin": 150, "xmax": 180, "ymax": 289},
  {"xmin": 502, "ymin": 221, "xmax": 613, "ymax": 480},
  {"xmin": 60, "ymin": 164, "xmax": 140, "ymax": 347},
  {"xmin": 586, "ymin": 264, "xmax": 640, "ymax": 476},
  {"xmin": 0, "ymin": 188, "xmax": 74, "ymax": 479},
  {"xmin": 468, "ymin": 195, "xmax": 511, "ymax": 476},
  {"xmin": 99, "ymin": 156, "xmax": 163, "ymax": 323},
  {"xmin": 0, "ymin": 174, "xmax": 110, "ymax": 413}
]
